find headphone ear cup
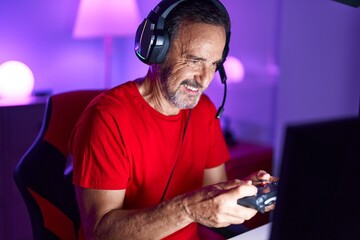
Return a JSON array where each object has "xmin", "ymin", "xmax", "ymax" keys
[
  {"xmin": 134, "ymin": 18, "xmax": 170, "ymax": 64},
  {"xmin": 149, "ymin": 31, "xmax": 169, "ymax": 64},
  {"xmin": 135, "ymin": 19, "xmax": 155, "ymax": 64}
]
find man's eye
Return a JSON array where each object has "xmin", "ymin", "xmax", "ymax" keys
[{"xmin": 187, "ymin": 59, "xmax": 200, "ymax": 65}]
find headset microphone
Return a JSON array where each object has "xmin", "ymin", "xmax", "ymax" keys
[{"xmin": 216, "ymin": 64, "xmax": 227, "ymax": 119}]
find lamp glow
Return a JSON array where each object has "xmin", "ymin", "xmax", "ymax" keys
[
  {"xmin": 224, "ymin": 56, "xmax": 245, "ymax": 83},
  {"xmin": 0, "ymin": 61, "xmax": 35, "ymax": 99}
]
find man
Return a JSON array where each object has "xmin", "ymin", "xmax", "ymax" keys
[{"xmin": 70, "ymin": 0, "xmax": 275, "ymax": 239}]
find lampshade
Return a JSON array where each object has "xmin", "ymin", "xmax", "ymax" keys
[
  {"xmin": 73, "ymin": 0, "xmax": 141, "ymax": 38},
  {"xmin": 72, "ymin": 0, "xmax": 141, "ymax": 88}
]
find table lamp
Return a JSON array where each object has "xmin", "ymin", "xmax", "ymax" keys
[
  {"xmin": 73, "ymin": 0, "xmax": 141, "ymax": 88},
  {"xmin": 0, "ymin": 61, "xmax": 35, "ymax": 102}
]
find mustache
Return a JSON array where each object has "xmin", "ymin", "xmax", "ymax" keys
[{"xmin": 180, "ymin": 79, "xmax": 203, "ymax": 89}]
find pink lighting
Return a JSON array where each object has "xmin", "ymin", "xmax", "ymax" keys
[
  {"xmin": 73, "ymin": 0, "xmax": 141, "ymax": 88},
  {"xmin": 224, "ymin": 56, "xmax": 245, "ymax": 83},
  {"xmin": 0, "ymin": 61, "xmax": 34, "ymax": 100}
]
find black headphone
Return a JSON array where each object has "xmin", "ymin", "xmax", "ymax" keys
[{"xmin": 134, "ymin": 0, "xmax": 231, "ymax": 118}]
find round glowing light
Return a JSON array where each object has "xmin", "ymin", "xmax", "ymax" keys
[
  {"xmin": 224, "ymin": 56, "xmax": 245, "ymax": 83},
  {"xmin": 0, "ymin": 61, "xmax": 35, "ymax": 99}
]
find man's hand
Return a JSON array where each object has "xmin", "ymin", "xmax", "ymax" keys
[
  {"xmin": 244, "ymin": 170, "xmax": 279, "ymax": 212},
  {"xmin": 245, "ymin": 170, "xmax": 279, "ymax": 184},
  {"xmin": 180, "ymin": 179, "xmax": 258, "ymax": 228}
]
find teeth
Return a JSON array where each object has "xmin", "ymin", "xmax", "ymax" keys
[{"xmin": 184, "ymin": 84, "xmax": 198, "ymax": 91}]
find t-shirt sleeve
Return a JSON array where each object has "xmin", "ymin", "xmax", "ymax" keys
[{"xmin": 70, "ymin": 105, "xmax": 129, "ymax": 190}]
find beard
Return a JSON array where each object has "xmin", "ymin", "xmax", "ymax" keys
[{"xmin": 159, "ymin": 64, "xmax": 203, "ymax": 109}]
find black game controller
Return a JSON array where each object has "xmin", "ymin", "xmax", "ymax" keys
[{"xmin": 237, "ymin": 180, "xmax": 278, "ymax": 213}]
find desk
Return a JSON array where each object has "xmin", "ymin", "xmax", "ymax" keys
[{"xmin": 228, "ymin": 222, "xmax": 271, "ymax": 240}]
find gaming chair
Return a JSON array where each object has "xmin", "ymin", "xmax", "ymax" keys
[{"xmin": 13, "ymin": 90, "xmax": 103, "ymax": 240}]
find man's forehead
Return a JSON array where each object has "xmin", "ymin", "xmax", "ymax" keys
[{"xmin": 174, "ymin": 22, "xmax": 226, "ymax": 60}]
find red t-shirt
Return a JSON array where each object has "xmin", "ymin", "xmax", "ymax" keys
[{"xmin": 71, "ymin": 81, "xmax": 230, "ymax": 239}]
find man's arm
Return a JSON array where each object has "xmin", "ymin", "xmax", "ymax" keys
[
  {"xmin": 76, "ymin": 187, "xmax": 192, "ymax": 240},
  {"xmin": 76, "ymin": 178, "xmax": 258, "ymax": 239},
  {"xmin": 203, "ymin": 163, "xmax": 227, "ymax": 186}
]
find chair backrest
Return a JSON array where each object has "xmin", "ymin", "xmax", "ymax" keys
[{"xmin": 14, "ymin": 90, "xmax": 103, "ymax": 240}]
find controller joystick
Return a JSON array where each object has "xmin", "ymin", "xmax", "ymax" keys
[{"xmin": 237, "ymin": 180, "xmax": 278, "ymax": 213}]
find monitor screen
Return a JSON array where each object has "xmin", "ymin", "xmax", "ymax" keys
[{"xmin": 270, "ymin": 117, "xmax": 360, "ymax": 240}]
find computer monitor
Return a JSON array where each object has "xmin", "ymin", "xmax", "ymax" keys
[{"xmin": 270, "ymin": 117, "xmax": 360, "ymax": 240}]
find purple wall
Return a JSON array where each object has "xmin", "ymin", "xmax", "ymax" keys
[{"xmin": 274, "ymin": 0, "xmax": 360, "ymax": 173}]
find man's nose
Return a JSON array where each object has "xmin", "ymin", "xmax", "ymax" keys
[{"xmin": 198, "ymin": 65, "xmax": 215, "ymax": 85}]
